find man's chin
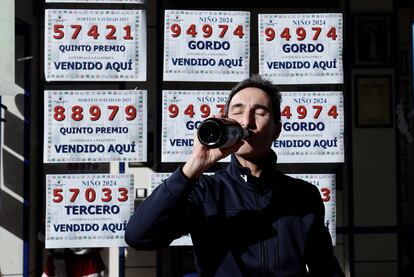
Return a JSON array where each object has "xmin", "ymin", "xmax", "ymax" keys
[
  {"xmin": 234, "ymin": 145, "xmax": 261, "ymax": 160},
  {"xmin": 235, "ymin": 143, "xmax": 271, "ymax": 161},
  {"xmin": 235, "ymin": 143, "xmax": 253, "ymax": 155}
]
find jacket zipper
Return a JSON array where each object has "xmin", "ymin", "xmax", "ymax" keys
[
  {"xmin": 254, "ymin": 190, "xmax": 266, "ymax": 277},
  {"xmin": 274, "ymin": 229, "xmax": 279, "ymax": 268}
]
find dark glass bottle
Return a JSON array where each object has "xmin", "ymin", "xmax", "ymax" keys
[{"xmin": 197, "ymin": 118, "xmax": 250, "ymax": 148}]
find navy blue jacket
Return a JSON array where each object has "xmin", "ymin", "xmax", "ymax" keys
[{"xmin": 125, "ymin": 153, "xmax": 344, "ymax": 277}]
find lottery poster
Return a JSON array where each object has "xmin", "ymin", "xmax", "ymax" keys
[
  {"xmin": 161, "ymin": 90, "xmax": 229, "ymax": 162},
  {"xmin": 45, "ymin": 9, "xmax": 146, "ymax": 81},
  {"xmin": 44, "ymin": 90, "xmax": 147, "ymax": 163},
  {"xmin": 288, "ymin": 174, "xmax": 337, "ymax": 245},
  {"xmin": 45, "ymin": 174, "xmax": 134, "ymax": 248},
  {"xmin": 259, "ymin": 13, "xmax": 343, "ymax": 84},
  {"xmin": 273, "ymin": 91, "xmax": 344, "ymax": 163},
  {"xmin": 46, "ymin": 0, "xmax": 144, "ymax": 3},
  {"xmin": 163, "ymin": 10, "xmax": 250, "ymax": 82}
]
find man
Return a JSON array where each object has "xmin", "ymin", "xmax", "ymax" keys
[{"xmin": 125, "ymin": 75, "xmax": 344, "ymax": 277}]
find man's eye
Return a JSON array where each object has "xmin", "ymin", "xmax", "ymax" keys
[
  {"xmin": 230, "ymin": 109, "xmax": 243, "ymax": 115},
  {"xmin": 255, "ymin": 110, "xmax": 267, "ymax": 116}
]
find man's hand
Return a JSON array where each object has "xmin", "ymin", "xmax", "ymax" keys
[{"xmin": 182, "ymin": 115, "xmax": 244, "ymax": 180}]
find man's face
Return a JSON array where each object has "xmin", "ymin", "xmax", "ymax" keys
[{"xmin": 227, "ymin": 87, "xmax": 281, "ymax": 160}]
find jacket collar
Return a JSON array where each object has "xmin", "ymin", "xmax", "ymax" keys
[{"xmin": 226, "ymin": 151, "xmax": 279, "ymax": 191}]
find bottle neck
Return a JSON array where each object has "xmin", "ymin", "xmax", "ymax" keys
[{"xmin": 241, "ymin": 127, "xmax": 252, "ymax": 139}]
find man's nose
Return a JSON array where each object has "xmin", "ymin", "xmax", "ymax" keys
[{"xmin": 240, "ymin": 111, "xmax": 255, "ymax": 128}]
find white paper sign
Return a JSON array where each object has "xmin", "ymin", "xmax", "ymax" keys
[
  {"xmin": 150, "ymin": 173, "xmax": 171, "ymax": 193},
  {"xmin": 46, "ymin": 0, "xmax": 143, "ymax": 2},
  {"xmin": 161, "ymin": 90, "xmax": 229, "ymax": 162},
  {"xmin": 45, "ymin": 9, "xmax": 146, "ymax": 81},
  {"xmin": 44, "ymin": 90, "xmax": 147, "ymax": 163},
  {"xmin": 274, "ymin": 91, "xmax": 344, "ymax": 163},
  {"xmin": 288, "ymin": 174, "xmax": 337, "ymax": 245},
  {"xmin": 164, "ymin": 10, "xmax": 250, "ymax": 82},
  {"xmin": 259, "ymin": 13, "xmax": 343, "ymax": 84},
  {"xmin": 46, "ymin": 174, "xmax": 134, "ymax": 248}
]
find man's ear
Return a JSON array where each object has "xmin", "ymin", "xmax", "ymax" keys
[{"xmin": 272, "ymin": 123, "xmax": 282, "ymax": 141}]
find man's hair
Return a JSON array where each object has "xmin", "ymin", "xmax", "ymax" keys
[{"xmin": 224, "ymin": 74, "xmax": 282, "ymax": 123}]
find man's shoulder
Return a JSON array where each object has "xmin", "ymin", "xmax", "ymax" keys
[
  {"xmin": 273, "ymin": 171, "xmax": 323, "ymax": 213},
  {"xmin": 276, "ymin": 171, "xmax": 319, "ymax": 194}
]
